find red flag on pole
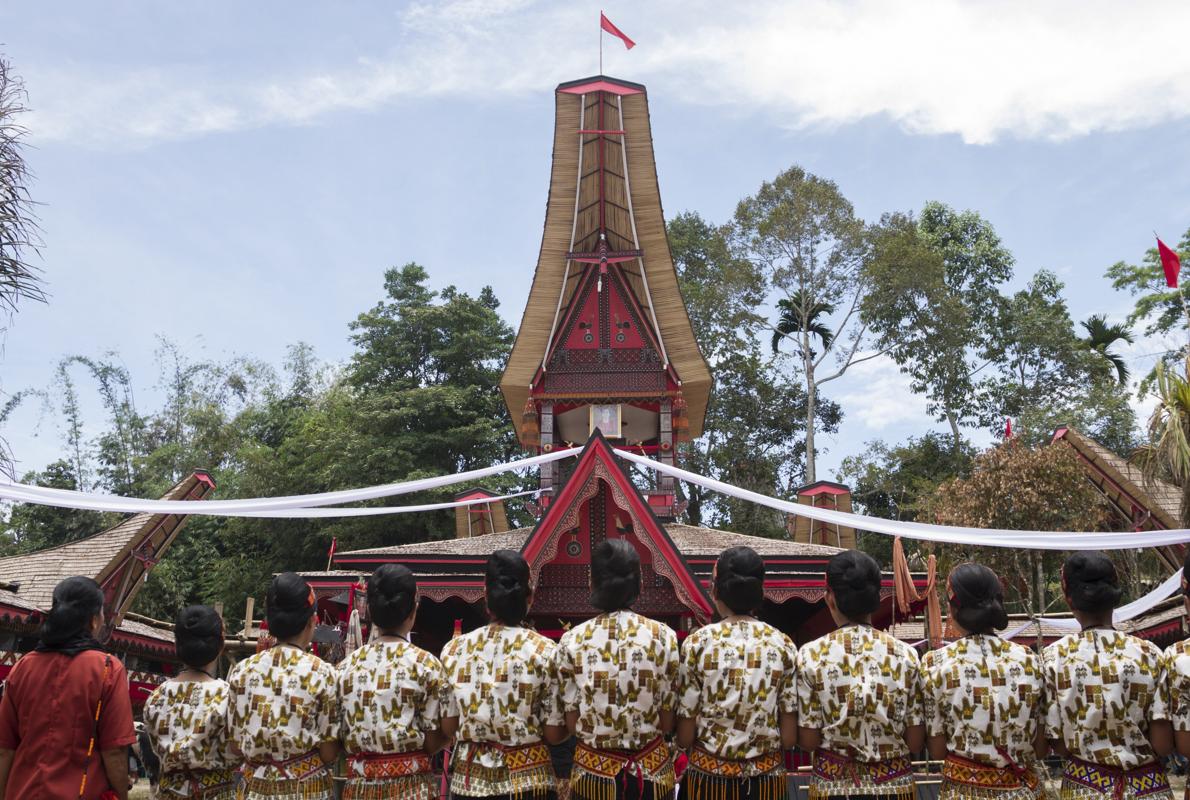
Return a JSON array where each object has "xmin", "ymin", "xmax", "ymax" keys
[
  {"xmin": 1005, "ymin": 418, "xmax": 1012, "ymax": 439},
  {"xmin": 1158, "ymin": 237, "xmax": 1181, "ymax": 288},
  {"xmin": 325, "ymin": 536, "xmax": 337, "ymax": 570},
  {"xmin": 601, "ymin": 12, "xmax": 635, "ymax": 49}
]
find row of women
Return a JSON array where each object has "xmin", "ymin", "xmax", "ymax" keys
[{"xmin": 2, "ymin": 542, "xmax": 1190, "ymax": 800}]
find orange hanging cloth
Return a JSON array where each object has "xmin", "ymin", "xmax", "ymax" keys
[{"xmin": 892, "ymin": 537, "xmax": 943, "ymax": 649}]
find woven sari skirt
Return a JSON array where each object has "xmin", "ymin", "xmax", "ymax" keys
[
  {"xmin": 1058, "ymin": 758, "xmax": 1172, "ymax": 800},
  {"xmin": 244, "ymin": 751, "xmax": 333, "ymax": 800},
  {"xmin": 939, "ymin": 754, "xmax": 1046, "ymax": 800},
  {"xmin": 679, "ymin": 748, "xmax": 785, "ymax": 800},
  {"xmin": 450, "ymin": 741, "xmax": 556, "ymax": 800},
  {"xmin": 807, "ymin": 749, "xmax": 914, "ymax": 800},
  {"xmin": 571, "ymin": 738, "xmax": 675, "ymax": 800},
  {"xmin": 342, "ymin": 750, "xmax": 438, "ymax": 800},
  {"xmin": 159, "ymin": 767, "xmax": 240, "ymax": 800}
]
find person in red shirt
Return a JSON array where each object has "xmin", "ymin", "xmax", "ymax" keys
[{"xmin": 0, "ymin": 575, "xmax": 136, "ymax": 799}]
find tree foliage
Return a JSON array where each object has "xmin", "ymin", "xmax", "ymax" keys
[
  {"xmin": 927, "ymin": 442, "xmax": 1113, "ymax": 614},
  {"xmin": 733, "ymin": 166, "xmax": 871, "ymax": 482},
  {"xmin": 0, "ymin": 55, "xmax": 42, "ymax": 317},
  {"xmin": 1106, "ymin": 228, "xmax": 1190, "ymax": 383},
  {"xmin": 862, "ymin": 204, "xmax": 1013, "ymax": 448},
  {"xmin": 0, "ymin": 264, "xmax": 518, "ymax": 619},
  {"xmin": 670, "ymin": 213, "xmax": 840, "ymax": 537}
]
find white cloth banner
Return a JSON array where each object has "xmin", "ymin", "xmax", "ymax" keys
[
  {"xmin": 0, "ymin": 448, "xmax": 577, "ymax": 516},
  {"xmin": 997, "ymin": 569, "xmax": 1185, "ymax": 640},
  {"xmin": 232, "ymin": 488, "xmax": 541, "ymax": 518},
  {"xmin": 619, "ymin": 450, "xmax": 1190, "ymax": 551}
]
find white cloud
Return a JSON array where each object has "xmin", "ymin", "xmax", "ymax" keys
[
  {"xmin": 833, "ymin": 355, "xmax": 930, "ymax": 429},
  {"xmin": 20, "ymin": 0, "xmax": 1190, "ymax": 147}
]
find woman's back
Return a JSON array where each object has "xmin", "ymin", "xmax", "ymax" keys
[
  {"xmin": 677, "ymin": 618, "xmax": 797, "ymax": 760},
  {"xmin": 922, "ymin": 635, "xmax": 1042, "ymax": 766},
  {"xmin": 1043, "ymin": 629, "xmax": 1167, "ymax": 768},
  {"xmin": 441, "ymin": 623, "xmax": 556, "ymax": 745},
  {"xmin": 338, "ymin": 639, "xmax": 445, "ymax": 754},
  {"xmin": 227, "ymin": 645, "xmax": 338, "ymax": 780},
  {"xmin": 0, "ymin": 648, "xmax": 135, "ymax": 799},
  {"xmin": 796, "ymin": 624, "xmax": 924, "ymax": 761},
  {"xmin": 555, "ymin": 609, "xmax": 679, "ymax": 751},
  {"xmin": 142, "ymin": 678, "xmax": 237, "ymax": 798}
]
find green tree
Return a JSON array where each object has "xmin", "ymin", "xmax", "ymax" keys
[
  {"xmin": 927, "ymin": 442, "xmax": 1113, "ymax": 615},
  {"xmin": 977, "ymin": 270, "xmax": 1136, "ymax": 447},
  {"xmin": 837, "ymin": 433, "xmax": 976, "ymax": 564},
  {"xmin": 0, "ymin": 54, "xmax": 42, "ymax": 316},
  {"xmin": 2, "ymin": 460, "xmax": 109, "ymax": 552},
  {"xmin": 862, "ymin": 205, "xmax": 1013, "ymax": 451},
  {"xmin": 1080, "ymin": 314, "xmax": 1133, "ymax": 385},
  {"xmin": 1134, "ymin": 359, "xmax": 1190, "ymax": 526},
  {"xmin": 669, "ymin": 213, "xmax": 840, "ymax": 535},
  {"xmin": 1106, "ymin": 228, "xmax": 1190, "ymax": 381},
  {"xmin": 734, "ymin": 166, "xmax": 871, "ymax": 482}
]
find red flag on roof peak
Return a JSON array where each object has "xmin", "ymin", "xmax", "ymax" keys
[
  {"xmin": 1157, "ymin": 237, "xmax": 1182, "ymax": 289},
  {"xmin": 601, "ymin": 12, "xmax": 635, "ymax": 50}
]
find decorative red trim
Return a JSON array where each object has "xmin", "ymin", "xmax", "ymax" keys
[
  {"xmin": 797, "ymin": 481, "xmax": 851, "ymax": 497},
  {"xmin": 577, "ymin": 129, "xmax": 626, "ymax": 135},
  {"xmin": 521, "ymin": 433, "xmax": 713, "ymax": 620},
  {"xmin": 558, "ymin": 78, "xmax": 645, "ymax": 96}
]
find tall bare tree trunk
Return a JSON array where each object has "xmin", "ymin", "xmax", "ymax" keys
[{"xmin": 804, "ymin": 336, "xmax": 817, "ymax": 484}]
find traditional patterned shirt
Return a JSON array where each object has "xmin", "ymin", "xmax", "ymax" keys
[
  {"xmin": 442, "ymin": 623, "xmax": 561, "ymax": 796},
  {"xmin": 144, "ymin": 678, "xmax": 238, "ymax": 772},
  {"xmin": 554, "ymin": 609, "xmax": 680, "ymax": 751},
  {"xmin": 1165, "ymin": 638, "xmax": 1190, "ymax": 732},
  {"xmin": 796, "ymin": 624, "xmax": 925, "ymax": 762},
  {"xmin": 227, "ymin": 645, "xmax": 339, "ymax": 780},
  {"xmin": 677, "ymin": 618, "xmax": 798, "ymax": 761},
  {"xmin": 1042, "ymin": 630, "xmax": 1168, "ymax": 769},
  {"xmin": 921, "ymin": 635, "xmax": 1043, "ymax": 768},
  {"xmin": 338, "ymin": 639, "xmax": 445, "ymax": 755}
]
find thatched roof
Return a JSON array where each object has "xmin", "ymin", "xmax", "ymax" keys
[
  {"xmin": 500, "ymin": 76, "xmax": 712, "ymax": 441},
  {"xmin": 338, "ymin": 524, "xmax": 838, "ymax": 560},
  {"xmin": 0, "ymin": 472, "xmax": 215, "ymax": 612}
]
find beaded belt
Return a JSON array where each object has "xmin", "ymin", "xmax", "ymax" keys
[
  {"xmin": 244, "ymin": 750, "xmax": 332, "ymax": 797},
  {"xmin": 1062, "ymin": 758, "xmax": 1171, "ymax": 800},
  {"xmin": 348, "ymin": 750, "xmax": 433, "ymax": 779},
  {"xmin": 809, "ymin": 749, "xmax": 913, "ymax": 800},
  {"xmin": 687, "ymin": 748, "xmax": 783, "ymax": 779},
  {"xmin": 572, "ymin": 738, "xmax": 674, "ymax": 800},
  {"xmin": 943, "ymin": 754, "xmax": 1040, "ymax": 792}
]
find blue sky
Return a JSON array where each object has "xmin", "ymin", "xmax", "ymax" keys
[{"xmin": 2, "ymin": 0, "xmax": 1189, "ymax": 485}]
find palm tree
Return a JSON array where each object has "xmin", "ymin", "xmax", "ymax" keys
[
  {"xmin": 1134, "ymin": 359, "xmax": 1190, "ymax": 526},
  {"xmin": 1080, "ymin": 314, "xmax": 1133, "ymax": 384},
  {"xmin": 771, "ymin": 291, "xmax": 835, "ymax": 357}
]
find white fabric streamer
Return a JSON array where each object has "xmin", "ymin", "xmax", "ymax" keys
[
  {"xmin": 0, "ymin": 448, "xmax": 576, "ymax": 516},
  {"xmin": 997, "ymin": 569, "xmax": 1185, "ymax": 640},
  {"xmin": 619, "ymin": 450, "xmax": 1190, "ymax": 551},
  {"xmin": 232, "ymin": 488, "xmax": 541, "ymax": 518}
]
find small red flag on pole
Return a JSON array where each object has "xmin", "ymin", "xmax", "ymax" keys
[
  {"xmin": 1004, "ymin": 418, "xmax": 1012, "ymax": 439},
  {"xmin": 325, "ymin": 537, "xmax": 337, "ymax": 570},
  {"xmin": 1158, "ymin": 237, "xmax": 1182, "ymax": 289},
  {"xmin": 601, "ymin": 12, "xmax": 635, "ymax": 51}
]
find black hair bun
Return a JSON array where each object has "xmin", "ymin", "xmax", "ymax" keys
[
  {"xmin": 590, "ymin": 539, "xmax": 641, "ymax": 612},
  {"xmin": 714, "ymin": 546, "xmax": 765, "ymax": 615},
  {"xmin": 486, "ymin": 550, "xmax": 532, "ymax": 626},
  {"xmin": 367, "ymin": 564, "xmax": 417, "ymax": 632},
  {"xmin": 1064, "ymin": 552, "xmax": 1122, "ymax": 614},
  {"xmin": 948, "ymin": 563, "xmax": 1009, "ymax": 634},
  {"xmin": 826, "ymin": 550, "xmax": 881, "ymax": 619}
]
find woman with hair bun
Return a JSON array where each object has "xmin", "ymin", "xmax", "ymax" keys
[
  {"xmin": 442, "ymin": 550, "xmax": 561, "ymax": 800},
  {"xmin": 338, "ymin": 563, "xmax": 448, "ymax": 800},
  {"xmin": 1044, "ymin": 552, "xmax": 1173, "ymax": 800},
  {"xmin": 796, "ymin": 549, "xmax": 924, "ymax": 800},
  {"xmin": 143, "ymin": 605, "xmax": 238, "ymax": 799},
  {"xmin": 228, "ymin": 572, "xmax": 340, "ymax": 800},
  {"xmin": 676, "ymin": 546, "xmax": 796, "ymax": 800},
  {"xmin": 554, "ymin": 538, "xmax": 681, "ymax": 800},
  {"xmin": 921, "ymin": 564, "xmax": 1045, "ymax": 800},
  {"xmin": 1164, "ymin": 550, "xmax": 1190, "ymax": 758},
  {"xmin": 0, "ymin": 575, "xmax": 136, "ymax": 799}
]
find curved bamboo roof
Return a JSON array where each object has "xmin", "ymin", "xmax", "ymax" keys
[{"xmin": 501, "ymin": 76, "xmax": 712, "ymax": 442}]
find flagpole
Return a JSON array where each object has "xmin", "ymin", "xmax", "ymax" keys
[
  {"xmin": 1157, "ymin": 230, "xmax": 1190, "ymax": 359},
  {"xmin": 599, "ymin": 11, "xmax": 604, "ymax": 74}
]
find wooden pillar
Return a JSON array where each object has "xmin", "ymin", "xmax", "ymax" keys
[
  {"xmin": 540, "ymin": 401, "xmax": 555, "ymax": 501},
  {"xmin": 659, "ymin": 399, "xmax": 674, "ymax": 496}
]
